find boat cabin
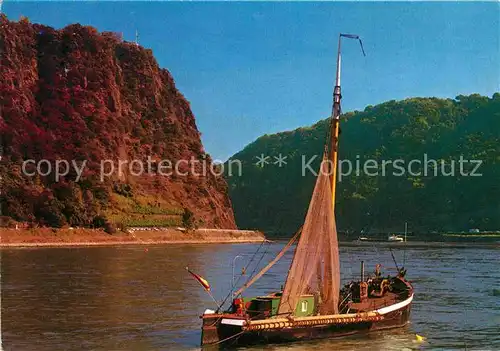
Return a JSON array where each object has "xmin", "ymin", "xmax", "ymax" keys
[{"xmin": 232, "ymin": 293, "xmax": 316, "ymax": 319}]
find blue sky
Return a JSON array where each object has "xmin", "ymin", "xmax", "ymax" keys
[{"xmin": 4, "ymin": 2, "xmax": 499, "ymax": 160}]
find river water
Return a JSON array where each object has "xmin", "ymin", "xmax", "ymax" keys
[{"xmin": 1, "ymin": 242, "xmax": 499, "ymax": 350}]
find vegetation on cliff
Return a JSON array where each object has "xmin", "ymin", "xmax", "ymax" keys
[
  {"xmin": 0, "ymin": 16, "xmax": 236, "ymax": 229},
  {"xmin": 226, "ymin": 94, "xmax": 500, "ymax": 235}
]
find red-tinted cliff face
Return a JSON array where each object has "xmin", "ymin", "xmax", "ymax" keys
[{"xmin": 0, "ymin": 16, "xmax": 236, "ymax": 229}]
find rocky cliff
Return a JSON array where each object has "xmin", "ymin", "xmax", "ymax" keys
[{"xmin": 0, "ymin": 16, "xmax": 236, "ymax": 229}]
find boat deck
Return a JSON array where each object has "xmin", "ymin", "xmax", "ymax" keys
[{"xmin": 349, "ymin": 291, "xmax": 402, "ymax": 312}]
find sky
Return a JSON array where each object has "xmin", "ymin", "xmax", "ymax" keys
[{"xmin": 3, "ymin": 1, "xmax": 499, "ymax": 161}]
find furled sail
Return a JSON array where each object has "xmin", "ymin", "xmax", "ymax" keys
[{"xmin": 277, "ymin": 158, "xmax": 340, "ymax": 316}]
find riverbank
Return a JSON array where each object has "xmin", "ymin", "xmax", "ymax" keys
[{"xmin": 0, "ymin": 227, "xmax": 266, "ymax": 247}]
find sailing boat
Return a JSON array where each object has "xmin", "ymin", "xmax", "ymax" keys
[{"xmin": 200, "ymin": 34, "xmax": 414, "ymax": 348}]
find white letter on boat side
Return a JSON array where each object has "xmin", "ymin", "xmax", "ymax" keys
[{"xmin": 302, "ymin": 155, "xmax": 318, "ymax": 176}]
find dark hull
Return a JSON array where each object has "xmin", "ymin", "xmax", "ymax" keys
[{"xmin": 202, "ymin": 298, "xmax": 412, "ymax": 348}]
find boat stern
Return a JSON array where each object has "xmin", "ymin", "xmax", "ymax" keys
[
  {"xmin": 201, "ymin": 310, "xmax": 221, "ymax": 346},
  {"xmin": 201, "ymin": 310, "xmax": 246, "ymax": 347}
]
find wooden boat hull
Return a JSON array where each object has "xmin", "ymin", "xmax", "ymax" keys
[{"xmin": 202, "ymin": 294, "xmax": 413, "ymax": 348}]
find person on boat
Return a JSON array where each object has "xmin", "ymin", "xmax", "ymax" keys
[
  {"xmin": 398, "ymin": 267, "xmax": 407, "ymax": 278},
  {"xmin": 370, "ymin": 279, "xmax": 389, "ymax": 298}
]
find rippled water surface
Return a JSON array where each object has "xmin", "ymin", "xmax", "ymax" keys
[{"xmin": 1, "ymin": 242, "xmax": 499, "ymax": 350}]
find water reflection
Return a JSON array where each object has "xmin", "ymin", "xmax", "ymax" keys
[{"xmin": 2, "ymin": 242, "xmax": 499, "ymax": 350}]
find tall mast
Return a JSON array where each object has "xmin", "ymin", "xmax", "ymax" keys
[{"xmin": 329, "ymin": 33, "xmax": 365, "ymax": 213}]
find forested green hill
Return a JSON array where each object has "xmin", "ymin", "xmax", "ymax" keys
[{"xmin": 226, "ymin": 94, "xmax": 500, "ymax": 235}]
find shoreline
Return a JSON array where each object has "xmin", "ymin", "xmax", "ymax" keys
[
  {"xmin": 0, "ymin": 227, "xmax": 267, "ymax": 248},
  {"xmin": 0, "ymin": 239, "xmax": 267, "ymax": 248}
]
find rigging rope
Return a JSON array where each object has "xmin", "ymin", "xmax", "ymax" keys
[
  {"xmin": 233, "ymin": 227, "xmax": 302, "ymax": 297},
  {"xmin": 217, "ymin": 239, "xmax": 267, "ymax": 312},
  {"xmin": 244, "ymin": 241, "xmax": 271, "ymax": 286},
  {"xmin": 205, "ymin": 330, "xmax": 245, "ymax": 346}
]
